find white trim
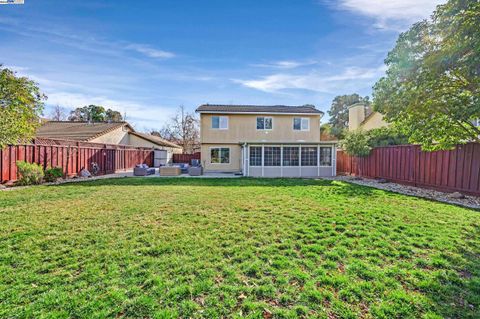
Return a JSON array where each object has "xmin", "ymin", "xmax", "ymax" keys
[
  {"xmin": 209, "ymin": 146, "xmax": 231, "ymax": 164},
  {"xmin": 298, "ymin": 145, "xmax": 302, "ymax": 177},
  {"xmin": 198, "ymin": 111, "xmax": 323, "ymax": 116},
  {"xmin": 280, "ymin": 144, "xmax": 283, "ymax": 177},
  {"xmin": 317, "ymin": 144, "xmax": 320, "ymax": 176},
  {"xmin": 261, "ymin": 145, "xmax": 264, "ymax": 177}
]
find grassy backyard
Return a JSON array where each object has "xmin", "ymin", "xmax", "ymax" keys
[{"xmin": 0, "ymin": 178, "xmax": 479, "ymax": 318}]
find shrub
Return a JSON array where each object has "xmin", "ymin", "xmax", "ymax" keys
[
  {"xmin": 340, "ymin": 127, "xmax": 409, "ymax": 156},
  {"xmin": 44, "ymin": 167, "xmax": 63, "ymax": 182},
  {"xmin": 340, "ymin": 130, "xmax": 371, "ymax": 157},
  {"xmin": 16, "ymin": 161, "xmax": 44, "ymax": 185},
  {"xmin": 368, "ymin": 127, "xmax": 408, "ymax": 147}
]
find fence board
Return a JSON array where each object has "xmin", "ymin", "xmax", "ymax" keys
[
  {"xmin": 173, "ymin": 152, "xmax": 201, "ymax": 164},
  {"xmin": 0, "ymin": 139, "xmax": 154, "ymax": 183},
  {"xmin": 337, "ymin": 143, "xmax": 480, "ymax": 196}
]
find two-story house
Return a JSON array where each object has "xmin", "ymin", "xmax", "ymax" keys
[{"xmin": 196, "ymin": 104, "xmax": 338, "ymax": 177}]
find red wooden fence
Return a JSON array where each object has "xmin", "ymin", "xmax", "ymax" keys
[
  {"xmin": 172, "ymin": 152, "xmax": 201, "ymax": 164},
  {"xmin": 337, "ymin": 143, "xmax": 480, "ymax": 196},
  {"xmin": 1, "ymin": 138, "xmax": 154, "ymax": 183}
]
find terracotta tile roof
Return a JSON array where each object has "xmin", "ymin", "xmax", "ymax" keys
[
  {"xmin": 196, "ymin": 104, "xmax": 324, "ymax": 114},
  {"xmin": 36, "ymin": 121, "xmax": 132, "ymax": 141},
  {"xmin": 129, "ymin": 132, "xmax": 182, "ymax": 149}
]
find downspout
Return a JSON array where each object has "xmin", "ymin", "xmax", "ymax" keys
[{"xmin": 242, "ymin": 142, "xmax": 248, "ymax": 176}]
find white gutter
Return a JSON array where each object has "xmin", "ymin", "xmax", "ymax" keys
[{"xmin": 196, "ymin": 111, "xmax": 324, "ymax": 116}]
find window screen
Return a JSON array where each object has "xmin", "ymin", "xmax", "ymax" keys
[
  {"xmin": 301, "ymin": 147, "xmax": 318, "ymax": 166},
  {"xmin": 249, "ymin": 146, "xmax": 262, "ymax": 166},
  {"xmin": 264, "ymin": 147, "xmax": 281, "ymax": 166},
  {"xmin": 283, "ymin": 147, "xmax": 299, "ymax": 166},
  {"xmin": 319, "ymin": 147, "xmax": 332, "ymax": 166}
]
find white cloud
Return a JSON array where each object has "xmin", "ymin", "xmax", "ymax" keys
[
  {"xmin": 334, "ymin": 0, "xmax": 445, "ymax": 30},
  {"xmin": 126, "ymin": 44, "xmax": 175, "ymax": 59},
  {"xmin": 45, "ymin": 91, "xmax": 177, "ymax": 128},
  {"xmin": 251, "ymin": 60, "xmax": 317, "ymax": 69},
  {"xmin": 234, "ymin": 65, "xmax": 386, "ymax": 93}
]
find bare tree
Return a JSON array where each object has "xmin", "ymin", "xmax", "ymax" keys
[
  {"xmin": 49, "ymin": 105, "xmax": 68, "ymax": 121},
  {"xmin": 151, "ymin": 105, "xmax": 199, "ymax": 154}
]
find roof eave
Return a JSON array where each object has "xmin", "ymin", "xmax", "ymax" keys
[{"xmin": 196, "ymin": 111, "xmax": 324, "ymax": 115}]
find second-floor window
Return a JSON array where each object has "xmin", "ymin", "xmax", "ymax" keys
[
  {"xmin": 256, "ymin": 117, "xmax": 273, "ymax": 130},
  {"xmin": 212, "ymin": 116, "xmax": 228, "ymax": 129},
  {"xmin": 293, "ymin": 117, "xmax": 309, "ymax": 131}
]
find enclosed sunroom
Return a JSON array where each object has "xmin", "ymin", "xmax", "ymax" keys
[{"xmin": 241, "ymin": 143, "xmax": 337, "ymax": 178}]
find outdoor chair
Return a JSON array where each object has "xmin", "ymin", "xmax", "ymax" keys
[
  {"xmin": 178, "ymin": 163, "xmax": 190, "ymax": 174},
  {"xmin": 134, "ymin": 164, "xmax": 155, "ymax": 176},
  {"xmin": 188, "ymin": 165, "xmax": 203, "ymax": 176}
]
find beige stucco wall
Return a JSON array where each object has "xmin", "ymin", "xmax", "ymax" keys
[
  {"xmin": 129, "ymin": 134, "xmax": 182, "ymax": 154},
  {"xmin": 348, "ymin": 104, "xmax": 365, "ymax": 131},
  {"xmin": 91, "ymin": 126, "xmax": 130, "ymax": 145},
  {"xmin": 360, "ymin": 112, "xmax": 389, "ymax": 131},
  {"xmin": 201, "ymin": 143, "xmax": 242, "ymax": 172},
  {"xmin": 200, "ymin": 114, "xmax": 321, "ymax": 144}
]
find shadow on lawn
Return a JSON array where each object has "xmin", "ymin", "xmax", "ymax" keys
[
  {"xmin": 54, "ymin": 177, "xmax": 376, "ymax": 196},
  {"xmin": 426, "ymin": 224, "xmax": 480, "ymax": 318}
]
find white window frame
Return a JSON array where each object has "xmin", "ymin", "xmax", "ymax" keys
[
  {"xmin": 209, "ymin": 147, "xmax": 230, "ymax": 164},
  {"xmin": 256, "ymin": 116, "xmax": 273, "ymax": 130},
  {"xmin": 211, "ymin": 116, "xmax": 229, "ymax": 130},
  {"xmin": 293, "ymin": 117, "xmax": 310, "ymax": 131},
  {"xmin": 249, "ymin": 145, "xmax": 263, "ymax": 166}
]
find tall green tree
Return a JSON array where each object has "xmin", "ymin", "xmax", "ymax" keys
[
  {"xmin": 0, "ymin": 66, "xmax": 46, "ymax": 148},
  {"xmin": 373, "ymin": 0, "xmax": 480, "ymax": 151},
  {"xmin": 69, "ymin": 105, "xmax": 106, "ymax": 122},
  {"xmin": 327, "ymin": 94, "xmax": 370, "ymax": 138},
  {"xmin": 68, "ymin": 105, "xmax": 123, "ymax": 122},
  {"xmin": 105, "ymin": 109, "xmax": 123, "ymax": 122}
]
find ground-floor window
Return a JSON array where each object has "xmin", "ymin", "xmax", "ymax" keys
[
  {"xmin": 283, "ymin": 147, "xmax": 299, "ymax": 166},
  {"xmin": 264, "ymin": 147, "xmax": 281, "ymax": 166},
  {"xmin": 320, "ymin": 147, "xmax": 332, "ymax": 166},
  {"xmin": 249, "ymin": 146, "xmax": 262, "ymax": 166},
  {"xmin": 301, "ymin": 147, "xmax": 317, "ymax": 166},
  {"xmin": 211, "ymin": 148, "xmax": 230, "ymax": 164},
  {"xmin": 248, "ymin": 145, "xmax": 333, "ymax": 168}
]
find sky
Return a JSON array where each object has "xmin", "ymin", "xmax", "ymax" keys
[{"xmin": 0, "ymin": 0, "xmax": 444, "ymax": 131}]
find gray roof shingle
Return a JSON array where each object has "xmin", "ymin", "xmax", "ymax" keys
[
  {"xmin": 196, "ymin": 104, "xmax": 323, "ymax": 114},
  {"xmin": 36, "ymin": 121, "xmax": 132, "ymax": 141}
]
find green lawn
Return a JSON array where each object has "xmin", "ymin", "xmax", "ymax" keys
[{"xmin": 0, "ymin": 178, "xmax": 479, "ymax": 319}]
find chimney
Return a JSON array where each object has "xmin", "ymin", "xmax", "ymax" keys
[{"xmin": 348, "ymin": 103, "xmax": 366, "ymax": 131}]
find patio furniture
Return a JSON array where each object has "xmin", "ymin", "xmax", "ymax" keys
[
  {"xmin": 178, "ymin": 163, "xmax": 190, "ymax": 174},
  {"xmin": 191, "ymin": 159, "xmax": 200, "ymax": 167},
  {"xmin": 134, "ymin": 164, "xmax": 155, "ymax": 176},
  {"xmin": 188, "ymin": 166, "xmax": 203, "ymax": 176},
  {"xmin": 159, "ymin": 166, "xmax": 181, "ymax": 176}
]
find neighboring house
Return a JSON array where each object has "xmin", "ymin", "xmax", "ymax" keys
[
  {"xmin": 36, "ymin": 121, "xmax": 182, "ymax": 160},
  {"xmin": 348, "ymin": 103, "xmax": 388, "ymax": 131},
  {"xmin": 196, "ymin": 104, "xmax": 337, "ymax": 177}
]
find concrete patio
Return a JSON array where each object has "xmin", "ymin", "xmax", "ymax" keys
[{"xmin": 111, "ymin": 168, "xmax": 242, "ymax": 178}]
